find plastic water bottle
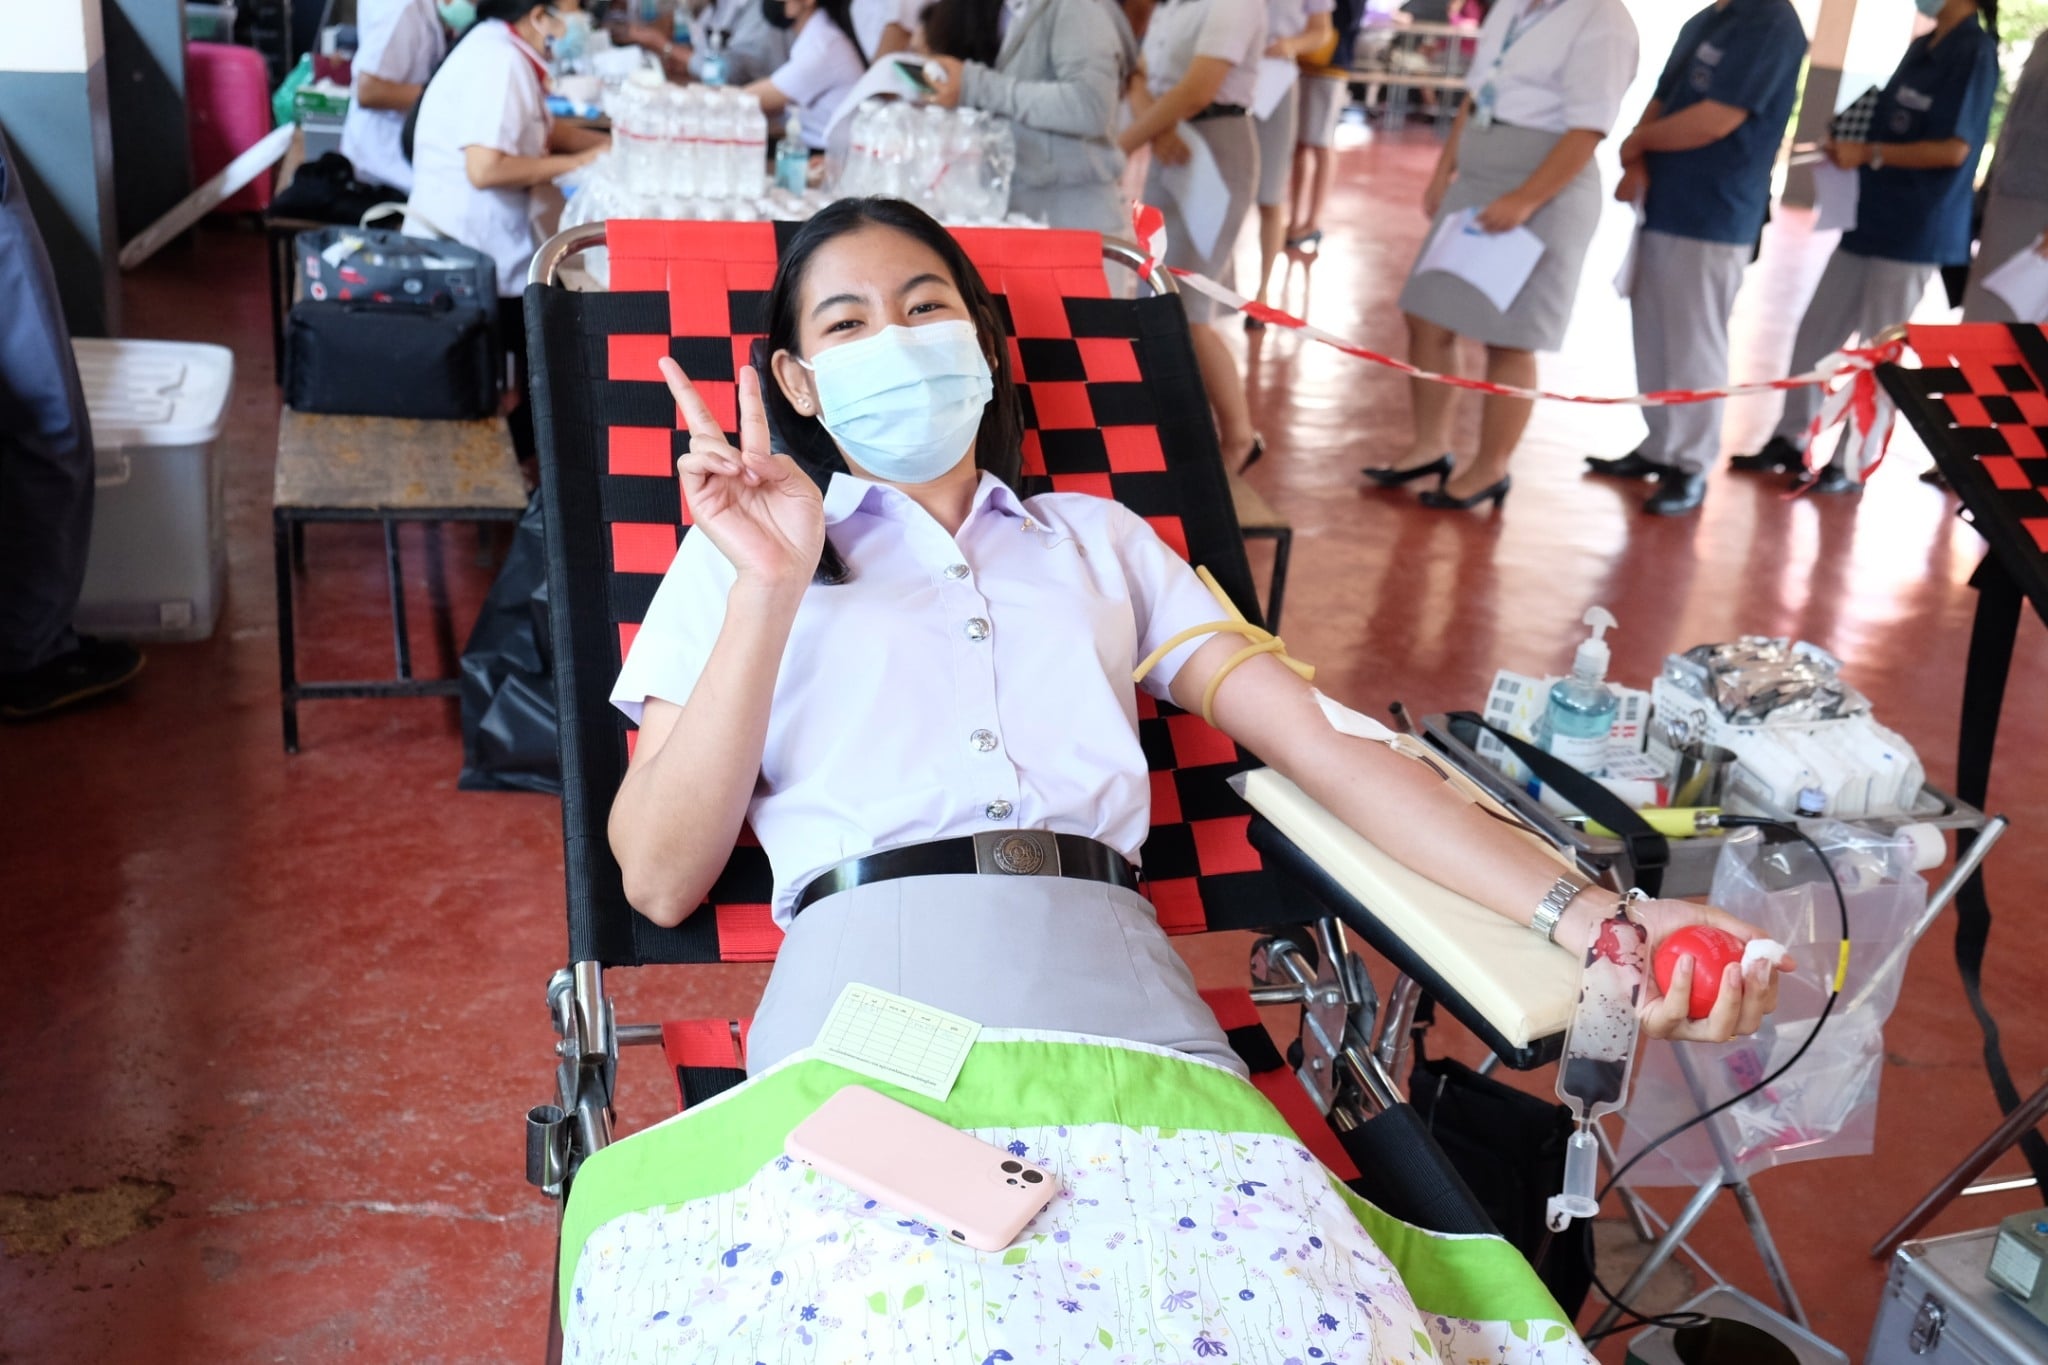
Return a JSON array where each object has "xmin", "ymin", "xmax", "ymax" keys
[
  {"xmin": 736, "ymin": 94, "xmax": 769, "ymax": 198},
  {"xmin": 701, "ymin": 88, "xmax": 735, "ymax": 198},
  {"xmin": 669, "ymin": 84, "xmax": 701, "ymax": 198},
  {"xmin": 699, "ymin": 27, "xmax": 729, "ymax": 86},
  {"xmin": 1543, "ymin": 606, "xmax": 1620, "ymax": 774},
  {"xmin": 776, "ymin": 110, "xmax": 809, "ymax": 193}
]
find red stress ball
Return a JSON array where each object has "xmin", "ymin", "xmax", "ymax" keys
[{"xmin": 1652, "ymin": 926, "xmax": 1747, "ymax": 1020}]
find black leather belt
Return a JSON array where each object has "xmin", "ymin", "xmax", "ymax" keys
[
  {"xmin": 1192, "ymin": 102, "xmax": 1249, "ymax": 122},
  {"xmin": 790, "ymin": 832, "xmax": 1140, "ymax": 917}
]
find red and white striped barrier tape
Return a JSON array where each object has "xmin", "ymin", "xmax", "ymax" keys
[{"xmin": 1135, "ymin": 206, "xmax": 1904, "ymax": 482}]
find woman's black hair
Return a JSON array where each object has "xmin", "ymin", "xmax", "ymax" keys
[
  {"xmin": 475, "ymin": 0, "xmax": 548, "ymax": 25},
  {"xmin": 920, "ymin": 0, "xmax": 1003, "ymax": 65},
  {"xmin": 818, "ymin": 0, "xmax": 870, "ymax": 63},
  {"xmin": 761, "ymin": 196, "xmax": 1025, "ymax": 490}
]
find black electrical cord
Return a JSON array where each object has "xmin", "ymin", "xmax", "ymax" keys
[{"xmin": 1577, "ymin": 818, "xmax": 1851, "ymax": 1346}]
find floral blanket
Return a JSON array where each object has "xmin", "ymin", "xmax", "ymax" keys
[{"xmin": 559, "ymin": 1031, "xmax": 1592, "ymax": 1364}]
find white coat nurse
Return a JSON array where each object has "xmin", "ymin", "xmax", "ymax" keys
[
  {"xmin": 406, "ymin": 0, "xmax": 609, "ymax": 453},
  {"xmin": 340, "ymin": 0, "xmax": 451, "ymax": 192}
]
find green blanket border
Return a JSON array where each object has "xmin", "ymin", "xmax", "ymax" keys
[{"xmin": 558, "ymin": 1039, "xmax": 1566, "ymax": 1329}]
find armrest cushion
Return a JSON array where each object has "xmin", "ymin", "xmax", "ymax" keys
[{"xmin": 1235, "ymin": 767, "xmax": 1580, "ymax": 1050}]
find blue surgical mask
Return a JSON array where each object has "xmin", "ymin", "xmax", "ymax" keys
[
  {"xmin": 1912, "ymin": 0, "xmax": 1946, "ymax": 16},
  {"xmin": 799, "ymin": 320, "xmax": 993, "ymax": 485},
  {"xmin": 437, "ymin": 0, "xmax": 476, "ymax": 32}
]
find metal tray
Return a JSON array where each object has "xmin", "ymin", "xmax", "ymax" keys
[{"xmin": 1420, "ymin": 713, "xmax": 1985, "ymax": 900}]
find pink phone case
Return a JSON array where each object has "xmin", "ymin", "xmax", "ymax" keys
[{"xmin": 785, "ymin": 1085, "xmax": 1058, "ymax": 1252}]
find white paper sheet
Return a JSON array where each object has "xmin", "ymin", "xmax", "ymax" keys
[
  {"xmin": 1812, "ymin": 159, "xmax": 1860, "ymax": 233},
  {"xmin": 1613, "ymin": 198, "xmax": 1646, "ymax": 299},
  {"xmin": 1251, "ymin": 57, "xmax": 1300, "ymax": 122},
  {"xmin": 813, "ymin": 982, "xmax": 980, "ymax": 1102},
  {"xmin": 1414, "ymin": 206, "xmax": 1546, "ymax": 312},
  {"xmin": 1155, "ymin": 121, "xmax": 1228, "ymax": 260},
  {"xmin": 1980, "ymin": 241, "xmax": 2048, "ymax": 322}
]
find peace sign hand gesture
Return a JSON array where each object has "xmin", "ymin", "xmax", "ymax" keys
[{"xmin": 662, "ymin": 358, "xmax": 826, "ymax": 593}]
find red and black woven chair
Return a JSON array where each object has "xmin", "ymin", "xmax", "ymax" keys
[{"xmin": 518, "ymin": 219, "xmax": 1501, "ymax": 1288}]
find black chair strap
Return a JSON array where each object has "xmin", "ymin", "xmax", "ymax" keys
[{"xmin": 1446, "ymin": 711, "xmax": 1667, "ymax": 899}]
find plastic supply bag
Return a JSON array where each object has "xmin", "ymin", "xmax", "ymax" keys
[
  {"xmin": 1612, "ymin": 820, "xmax": 1925, "ymax": 1187},
  {"xmin": 458, "ymin": 493, "xmax": 562, "ymax": 795}
]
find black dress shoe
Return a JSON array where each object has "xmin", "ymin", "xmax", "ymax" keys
[
  {"xmin": 1361, "ymin": 453, "xmax": 1453, "ymax": 487},
  {"xmin": 1643, "ymin": 470, "xmax": 1707, "ymax": 516},
  {"xmin": 1808, "ymin": 462, "xmax": 1863, "ymax": 495},
  {"xmin": 1418, "ymin": 475, "xmax": 1511, "ymax": 511},
  {"xmin": 1585, "ymin": 450, "xmax": 1666, "ymax": 479},
  {"xmin": 1728, "ymin": 436, "xmax": 1804, "ymax": 474}
]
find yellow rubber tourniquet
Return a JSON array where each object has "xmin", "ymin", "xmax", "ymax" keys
[{"xmin": 1131, "ymin": 567, "xmax": 1314, "ymax": 725}]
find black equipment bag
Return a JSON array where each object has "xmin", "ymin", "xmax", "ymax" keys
[
  {"xmin": 1408, "ymin": 1018, "xmax": 1595, "ymax": 1318},
  {"xmin": 293, "ymin": 224, "xmax": 495, "ymax": 307},
  {"xmin": 269, "ymin": 152, "xmax": 405, "ymax": 224},
  {"xmin": 285, "ymin": 297, "xmax": 498, "ymax": 419}
]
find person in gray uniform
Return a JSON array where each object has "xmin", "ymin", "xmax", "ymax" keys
[
  {"xmin": 1370, "ymin": 0, "xmax": 1638, "ymax": 510},
  {"xmin": 685, "ymin": 0, "xmax": 795, "ymax": 84},
  {"xmin": 1731, "ymin": 0, "xmax": 1998, "ymax": 493},
  {"xmin": 0, "ymin": 130, "xmax": 144, "ymax": 720},
  {"xmin": 1962, "ymin": 26, "xmax": 2048, "ymax": 323},
  {"xmin": 921, "ymin": 0, "xmax": 1141, "ymax": 240},
  {"xmin": 1584, "ymin": 0, "xmax": 1807, "ymax": 516}
]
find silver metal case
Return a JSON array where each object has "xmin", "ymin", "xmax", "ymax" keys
[{"xmin": 1867, "ymin": 1228, "xmax": 2048, "ymax": 1364}]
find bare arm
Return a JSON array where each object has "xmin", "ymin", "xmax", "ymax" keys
[
  {"xmin": 1831, "ymin": 137, "xmax": 1974, "ymax": 170},
  {"xmin": 746, "ymin": 76, "xmax": 793, "ymax": 115},
  {"xmin": 1473, "ymin": 126, "xmax": 1602, "ymax": 232},
  {"xmin": 608, "ymin": 363, "xmax": 827, "ymax": 926},
  {"xmin": 1117, "ymin": 54, "xmax": 1230, "ymax": 154},
  {"xmin": 550, "ymin": 122, "xmax": 612, "ymax": 154},
  {"xmin": 873, "ymin": 22, "xmax": 912, "ymax": 58},
  {"xmin": 1422, "ymin": 96, "xmax": 1469, "ymax": 216},
  {"xmin": 356, "ymin": 71, "xmax": 424, "ymax": 112},
  {"xmin": 1174, "ymin": 639, "xmax": 1786, "ymax": 1042},
  {"xmin": 464, "ymin": 142, "xmax": 603, "ymax": 189},
  {"xmin": 1267, "ymin": 12, "xmax": 1333, "ymax": 60},
  {"xmin": 1622, "ymin": 98, "xmax": 1748, "ymax": 158}
]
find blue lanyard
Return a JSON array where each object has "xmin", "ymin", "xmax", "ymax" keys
[{"xmin": 1475, "ymin": 0, "xmax": 1567, "ymax": 125}]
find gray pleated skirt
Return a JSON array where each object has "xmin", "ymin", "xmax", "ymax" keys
[
  {"xmin": 745, "ymin": 873, "xmax": 1246, "ymax": 1079},
  {"xmin": 1143, "ymin": 113, "xmax": 1259, "ymax": 325},
  {"xmin": 1962, "ymin": 191, "xmax": 2048, "ymax": 322},
  {"xmin": 1397, "ymin": 121, "xmax": 1602, "ymax": 352},
  {"xmin": 1255, "ymin": 85, "xmax": 1300, "ymax": 207}
]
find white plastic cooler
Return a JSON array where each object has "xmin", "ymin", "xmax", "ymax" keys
[{"xmin": 71, "ymin": 338, "xmax": 235, "ymax": 641}]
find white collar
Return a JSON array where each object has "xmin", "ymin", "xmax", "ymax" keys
[{"xmin": 821, "ymin": 469, "xmax": 1026, "ymax": 527}]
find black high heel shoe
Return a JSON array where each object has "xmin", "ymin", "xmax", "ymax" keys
[
  {"xmin": 1361, "ymin": 453, "xmax": 1452, "ymax": 488},
  {"xmin": 1236, "ymin": 435, "xmax": 1266, "ymax": 473},
  {"xmin": 1418, "ymin": 475, "xmax": 1512, "ymax": 511}
]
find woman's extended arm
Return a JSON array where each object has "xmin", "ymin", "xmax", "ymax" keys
[
  {"xmin": 1175, "ymin": 639, "xmax": 1785, "ymax": 1042},
  {"xmin": 463, "ymin": 142, "xmax": 605, "ymax": 189},
  {"xmin": 928, "ymin": 3, "xmax": 1123, "ymax": 139},
  {"xmin": 745, "ymin": 76, "xmax": 793, "ymax": 115},
  {"xmin": 356, "ymin": 71, "xmax": 426, "ymax": 112},
  {"xmin": 608, "ymin": 363, "xmax": 827, "ymax": 925}
]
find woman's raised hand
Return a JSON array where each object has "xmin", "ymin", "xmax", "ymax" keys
[
  {"xmin": 1631, "ymin": 898, "xmax": 1792, "ymax": 1045},
  {"xmin": 661, "ymin": 358, "xmax": 825, "ymax": 592}
]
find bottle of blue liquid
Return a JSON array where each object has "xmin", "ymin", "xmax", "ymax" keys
[
  {"xmin": 776, "ymin": 111, "xmax": 809, "ymax": 193},
  {"xmin": 1544, "ymin": 606, "xmax": 1619, "ymax": 774},
  {"xmin": 699, "ymin": 26, "xmax": 728, "ymax": 86}
]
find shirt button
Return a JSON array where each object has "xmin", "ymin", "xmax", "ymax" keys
[
  {"xmin": 965, "ymin": 617, "xmax": 990, "ymax": 642},
  {"xmin": 943, "ymin": 563, "xmax": 969, "ymax": 580},
  {"xmin": 970, "ymin": 728, "xmax": 998, "ymax": 753},
  {"xmin": 1021, "ymin": 517, "xmax": 1037, "ymax": 530},
  {"xmin": 985, "ymin": 798, "xmax": 1014, "ymax": 820}
]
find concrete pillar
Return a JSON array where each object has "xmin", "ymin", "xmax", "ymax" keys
[
  {"xmin": 105, "ymin": 0, "xmax": 194, "ymax": 244},
  {"xmin": 0, "ymin": 0, "xmax": 120, "ymax": 336},
  {"xmin": 1786, "ymin": 0, "xmax": 1919, "ymax": 205}
]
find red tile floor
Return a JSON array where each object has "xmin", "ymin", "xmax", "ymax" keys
[{"xmin": 5, "ymin": 125, "xmax": 2048, "ymax": 1363}]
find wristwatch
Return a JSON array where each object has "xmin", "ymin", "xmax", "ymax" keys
[{"xmin": 1531, "ymin": 872, "xmax": 1590, "ymax": 945}]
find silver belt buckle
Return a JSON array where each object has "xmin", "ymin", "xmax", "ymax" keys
[{"xmin": 973, "ymin": 829, "xmax": 1062, "ymax": 877}]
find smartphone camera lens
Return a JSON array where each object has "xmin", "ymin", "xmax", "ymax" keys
[
  {"xmin": 1022, "ymin": 1168, "xmax": 1044, "ymax": 1184},
  {"xmin": 1000, "ymin": 1160, "xmax": 1022, "ymax": 1174},
  {"xmin": 1006, "ymin": 1177, "xmax": 1020, "ymax": 1186}
]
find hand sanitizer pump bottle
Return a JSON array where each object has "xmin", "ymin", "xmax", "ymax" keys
[
  {"xmin": 776, "ymin": 111, "xmax": 809, "ymax": 192},
  {"xmin": 1544, "ymin": 606, "xmax": 1619, "ymax": 774}
]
